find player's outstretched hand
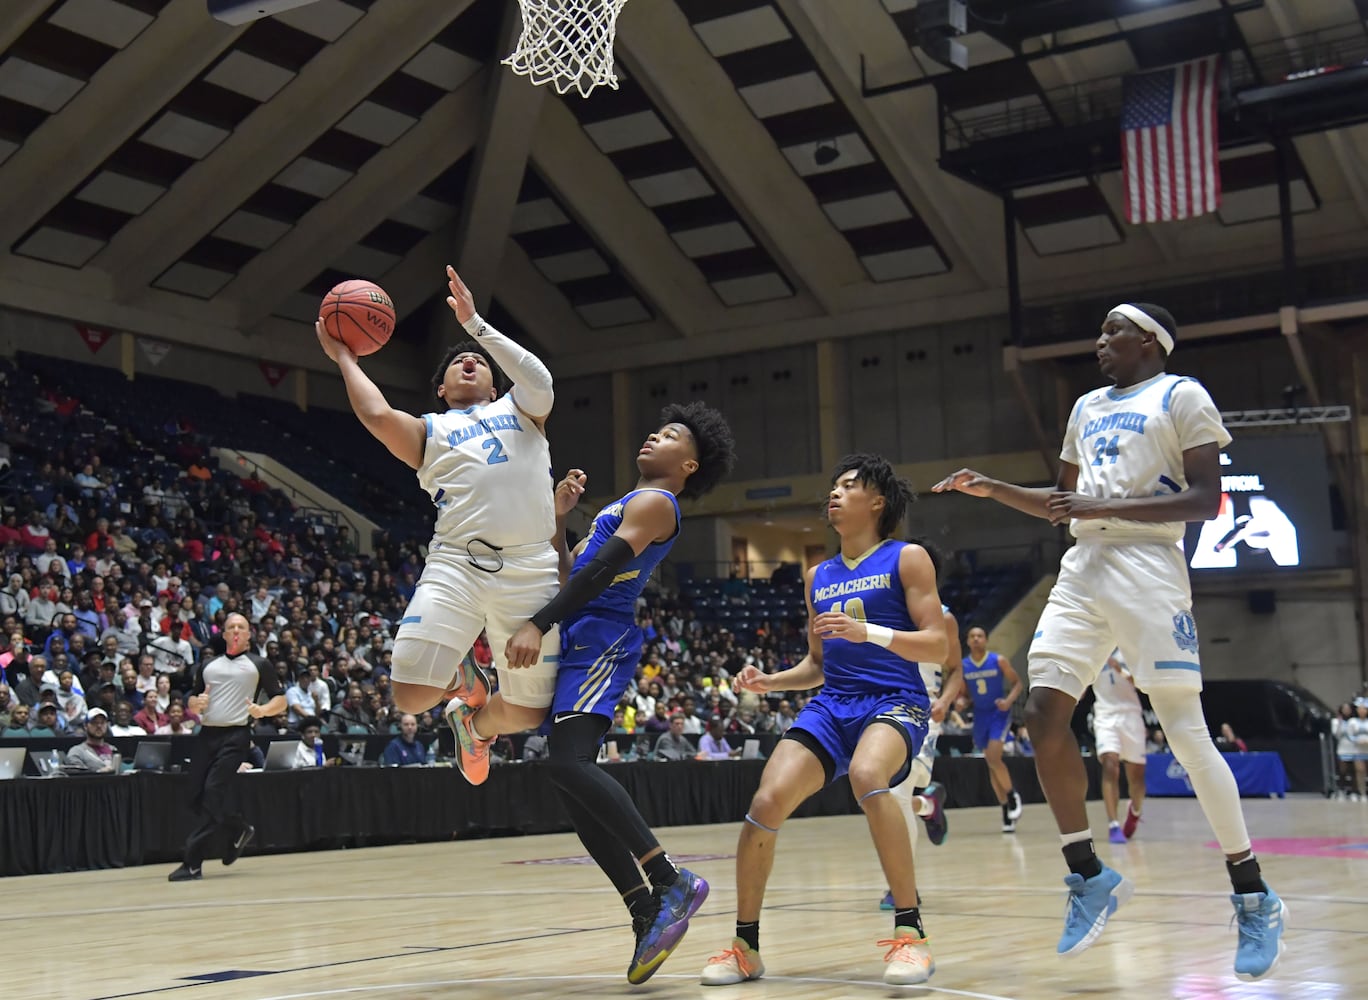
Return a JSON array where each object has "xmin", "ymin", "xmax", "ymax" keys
[
  {"xmin": 931, "ymin": 468, "xmax": 994, "ymax": 497},
  {"xmin": 1046, "ymin": 491, "xmax": 1108, "ymax": 525},
  {"xmin": 315, "ymin": 318, "xmax": 355, "ymax": 364},
  {"xmin": 445, "ymin": 265, "xmax": 476, "ymax": 325},
  {"xmin": 555, "ymin": 469, "xmax": 587, "ymax": 517},
  {"xmin": 813, "ymin": 610, "xmax": 866, "ymax": 643},
  {"xmin": 733, "ymin": 664, "xmax": 770, "ymax": 693},
  {"xmin": 504, "ymin": 622, "xmax": 543, "ymax": 669}
]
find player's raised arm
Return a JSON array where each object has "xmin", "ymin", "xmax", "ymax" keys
[
  {"xmin": 445, "ymin": 265, "xmax": 554, "ymax": 424},
  {"xmin": 316, "ymin": 320, "xmax": 425, "ymax": 470},
  {"xmin": 551, "ymin": 469, "xmax": 587, "ymax": 586},
  {"xmin": 932, "ymin": 462, "xmax": 1081, "ymax": 521}
]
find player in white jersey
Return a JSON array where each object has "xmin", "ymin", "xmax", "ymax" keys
[
  {"xmin": 316, "ymin": 266, "xmax": 562, "ymax": 763},
  {"xmin": 934, "ymin": 302, "xmax": 1286, "ymax": 981},
  {"xmin": 880, "ymin": 600, "xmax": 961, "ymax": 909},
  {"xmin": 1092, "ymin": 650, "xmax": 1147, "ymax": 844}
]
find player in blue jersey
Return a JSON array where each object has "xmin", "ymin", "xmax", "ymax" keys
[
  {"xmin": 935, "ymin": 302, "xmax": 1285, "ymax": 980},
  {"xmin": 701, "ymin": 454, "xmax": 947, "ymax": 988},
  {"xmin": 962, "ymin": 625, "xmax": 1023, "ymax": 832},
  {"xmin": 491, "ymin": 402, "xmax": 734, "ymax": 984}
]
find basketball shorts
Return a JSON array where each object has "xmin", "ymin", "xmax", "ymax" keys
[
  {"xmin": 788, "ymin": 690, "xmax": 929, "ymax": 789},
  {"xmin": 550, "ymin": 613, "xmax": 643, "ymax": 720},
  {"xmin": 393, "ymin": 542, "xmax": 561, "ymax": 708},
  {"xmin": 1094, "ymin": 709, "xmax": 1147, "ymax": 765},
  {"xmin": 972, "ymin": 707, "xmax": 1013, "ymax": 750},
  {"xmin": 1030, "ymin": 540, "xmax": 1203, "ymax": 701}
]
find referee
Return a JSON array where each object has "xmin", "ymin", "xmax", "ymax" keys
[{"xmin": 168, "ymin": 612, "xmax": 285, "ymax": 882}]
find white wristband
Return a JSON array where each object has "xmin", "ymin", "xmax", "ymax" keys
[{"xmin": 864, "ymin": 624, "xmax": 894, "ymax": 648}]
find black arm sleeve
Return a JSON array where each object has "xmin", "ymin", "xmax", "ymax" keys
[
  {"xmin": 253, "ymin": 654, "xmax": 283, "ymax": 699},
  {"xmin": 530, "ymin": 535, "xmax": 637, "ymax": 634}
]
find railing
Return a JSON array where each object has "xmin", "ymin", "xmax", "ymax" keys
[{"xmin": 942, "ymin": 20, "xmax": 1368, "ymax": 150}]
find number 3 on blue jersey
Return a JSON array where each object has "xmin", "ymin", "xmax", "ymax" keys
[
  {"xmin": 482, "ymin": 437, "xmax": 509, "ymax": 465},
  {"xmin": 1092, "ymin": 434, "xmax": 1120, "ymax": 466}
]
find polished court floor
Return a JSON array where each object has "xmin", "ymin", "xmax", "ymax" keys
[{"xmin": 5, "ymin": 796, "xmax": 1363, "ymax": 999}]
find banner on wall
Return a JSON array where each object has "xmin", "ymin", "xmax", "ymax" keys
[
  {"xmin": 75, "ymin": 324, "xmax": 112, "ymax": 354},
  {"xmin": 138, "ymin": 338, "xmax": 171, "ymax": 367},
  {"xmin": 259, "ymin": 361, "xmax": 290, "ymax": 387}
]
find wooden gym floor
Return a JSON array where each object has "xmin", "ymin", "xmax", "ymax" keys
[{"xmin": 5, "ymin": 796, "xmax": 1362, "ymax": 1000}]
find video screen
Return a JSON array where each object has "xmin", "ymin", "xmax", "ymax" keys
[{"xmin": 1182, "ymin": 433, "xmax": 1342, "ymax": 572}]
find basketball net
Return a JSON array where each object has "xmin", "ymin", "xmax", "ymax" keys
[{"xmin": 502, "ymin": 0, "xmax": 630, "ymax": 99}]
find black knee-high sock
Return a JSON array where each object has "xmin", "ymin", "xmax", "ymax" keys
[
  {"xmin": 549, "ymin": 714, "xmax": 676, "ymax": 884},
  {"xmin": 553, "ymin": 783, "xmax": 648, "ymax": 900}
]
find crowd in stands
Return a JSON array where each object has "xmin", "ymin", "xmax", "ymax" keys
[{"xmin": 0, "ymin": 354, "xmax": 1041, "ymax": 772}]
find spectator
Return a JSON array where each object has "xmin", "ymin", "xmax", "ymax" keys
[
  {"xmin": 654, "ymin": 713, "xmax": 695, "ymax": 761},
  {"xmin": 155, "ymin": 703, "xmax": 196, "ymax": 736},
  {"xmin": 381, "ymin": 713, "xmax": 427, "ymax": 766},
  {"xmin": 134, "ymin": 697, "xmax": 167, "ymax": 735},
  {"xmin": 66, "ymin": 708, "xmax": 119, "ymax": 772},
  {"xmin": 109, "ymin": 701, "xmax": 144, "ymax": 737},
  {"xmin": 292, "ymin": 717, "xmax": 324, "ymax": 768},
  {"xmin": 1147, "ymin": 728, "xmax": 1170, "ymax": 754},
  {"xmin": 0, "ymin": 575, "xmax": 29, "ymax": 619},
  {"xmin": 1, "ymin": 703, "xmax": 32, "ymax": 737},
  {"xmin": 0, "ymin": 683, "xmax": 11, "ymax": 729},
  {"xmin": 54, "ymin": 671, "xmax": 87, "ymax": 728},
  {"xmin": 1216, "ymin": 723, "xmax": 1248, "ymax": 753},
  {"xmin": 285, "ymin": 668, "xmax": 319, "ymax": 726},
  {"xmin": 641, "ymin": 703, "xmax": 672, "ymax": 734},
  {"xmin": 698, "ymin": 717, "xmax": 738, "ymax": 760},
  {"xmin": 28, "ymin": 702, "xmax": 60, "ymax": 737}
]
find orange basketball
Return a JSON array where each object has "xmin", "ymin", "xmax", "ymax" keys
[{"xmin": 320, "ymin": 279, "xmax": 396, "ymax": 356}]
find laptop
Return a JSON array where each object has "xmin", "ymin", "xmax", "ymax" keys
[
  {"xmin": 741, "ymin": 739, "xmax": 764, "ymax": 760},
  {"xmin": 132, "ymin": 742, "xmax": 172, "ymax": 772},
  {"xmin": 0, "ymin": 747, "xmax": 27, "ymax": 780},
  {"xmin": 29, "ymin": 749, "xmax": 65, "ymax": 777},
  {"xmin": 262, "ymin": 740, "xmax": 302, "ymax": 771}
]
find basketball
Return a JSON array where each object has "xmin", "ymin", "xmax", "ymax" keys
[{"xmin": 319, "ymin": 279, "xmax": 396, "ymax": 356}]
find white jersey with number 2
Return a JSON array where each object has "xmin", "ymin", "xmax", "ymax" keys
[
  {"xmin": 418, "ymin": 395, "xmax": 554, "ymax": 549},
  {"xmin": 1061, "ymin": 372, "xmax": 1231, "ymax": 545}
]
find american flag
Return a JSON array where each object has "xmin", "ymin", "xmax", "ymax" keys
[{"xmin": 1121, "ymin": 56, "xmax": 1221, "ymax": 224}]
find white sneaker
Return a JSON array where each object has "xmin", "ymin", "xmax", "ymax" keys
[
  {"xmin": 881, "ymin": 928, "xmax": 935, "ymax": 985},
  {"xmin": 700, "ymin": 939, "xmax": 764, "ymax": 986}
]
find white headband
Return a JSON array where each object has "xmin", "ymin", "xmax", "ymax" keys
[{"xmin": 1110, "ymin": 303, "xmax": 1174, "ymax": 356}]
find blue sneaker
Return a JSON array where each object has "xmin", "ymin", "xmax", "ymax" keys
[
  {"xmin": 1057, "ymin": 865, "xmax": 1133, "ymax": 956},
  {"xmin": 879, "ymin": 890, "xmax": 894, "ymax": 910},
  {"xmin": 1231, "ymin": 888, "xmax": 1287, "ymax": 981},
  {"xmin": 627, "ymin": 870, "xmax": 709, "ymax": 984}
]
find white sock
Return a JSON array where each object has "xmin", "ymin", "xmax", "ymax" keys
[
  {"xmin": 915, "ymin": 796, "xmax": 935, "ymax": 817},
  {"xmin": 1060, "ymin": 828, "xmax": 1092, "ymax": 847}
]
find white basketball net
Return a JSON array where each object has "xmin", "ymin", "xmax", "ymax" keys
[{"xmin": 502, "ymin": 0, "xmax": 630, "ymax": 99}]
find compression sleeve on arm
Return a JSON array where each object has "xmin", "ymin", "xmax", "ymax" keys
[
  {"xmin": 462, "ymin": 312, "xmax": 554, "ymax": 417},
  {"xmin": 530, "ymin": 535, "xmax": 636, "ymax": 634}
]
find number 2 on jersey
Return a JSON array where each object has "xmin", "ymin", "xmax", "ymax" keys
[
  {"xmin": 831, "ymin": 598, "xmax": 866, "ymax": 621},
  {"xmin": 1092, "ymin": 434, "xmax": 1120, "ymax": 465},
  {"xmin": 482, "ymin": 437, "xmax": 509, "ymax": 465}
]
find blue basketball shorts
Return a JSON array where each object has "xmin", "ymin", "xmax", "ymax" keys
[
  {"xmin": 549, "ymin": 614, "xmax": 642, "ymax": 720},
  {"xmin": 787, "ymin": 690, "xmax": 929, "ymax": 788}
]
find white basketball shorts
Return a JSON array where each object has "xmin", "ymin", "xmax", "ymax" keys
[
  {"xmin": 1093, "ymin": 709, "xmax": 1147, "ymax": 765},
  {"xmin": 393, "ymin": 542, "xmax": 561, "ymax": 709},
  {"xmin": 1029, "ymin": 540, "xmax": 1203, "ymax": 701}
]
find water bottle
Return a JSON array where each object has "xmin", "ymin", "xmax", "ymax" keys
[
  {"xmin": 425, "ymin": 739, "xmax": 436, "ymax": 766},
  {"xmin": 313, "ymin": 736, "xmax": 324, "ymax": 767}
]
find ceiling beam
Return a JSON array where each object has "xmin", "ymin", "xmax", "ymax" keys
[
  {"xmin": 615, "ymin": 2, "xmax": 865, "ymax": 314},
  {"xmin": 97, "ymin": 0, "xmax": 470, "ymax": 293},
  {"xmin": 0, "ymin": 2, "xmax": 245, "ymax": 250},
  {"xmin": 776, "ymin": 0, "xmax": 1000, "ymax": 287},
  {"xmin": 225, "ymin": 71, "xmax": 488, "ymax": 327},
  {"xmin": 448, "ymin": 7, "xmax": 547, "ymax": 316},
  {"xmin": 0, "ymin": 0, "xmax": 57, "ymax": 54},
  {"xmin": 530, "ymin": 96, "xmax": 722, "ymax": 338},
  {"xmin": 0, "ymin": 252, "xmax": 421, "ymax": 389}
]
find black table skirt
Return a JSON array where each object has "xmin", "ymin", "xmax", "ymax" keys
[{"xmin": 0, "ymin": 756, "xmax": 1088, "ymax": 876}]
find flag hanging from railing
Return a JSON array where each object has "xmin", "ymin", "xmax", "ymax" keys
[{"xmin": 1121, "ymin": 55, "xmax": 1220, "ymax": 223}]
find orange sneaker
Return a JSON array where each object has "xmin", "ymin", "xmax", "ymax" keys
[
  {"xmin": 446, "ymin": 701, "xmax": 492, "ymax": 785},
  {"xmin": 445, "ymin": 658, "xmax": 490, "ymax": 711},
  {"xmin": 700, "ymin": 938, "xmax": 764, "ymax": 986},
  {"xmin": 880, "ymin": 927, "xmax": 934, "ymax": 985}
]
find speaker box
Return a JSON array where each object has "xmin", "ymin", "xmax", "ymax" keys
[
  {"xmin": 207, "ymin": 0, "xmax": 321, "ymax": 25},
  {"xmin": 1247, "ymin": 590, "xmax": 1276, "ymax": 615}
]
